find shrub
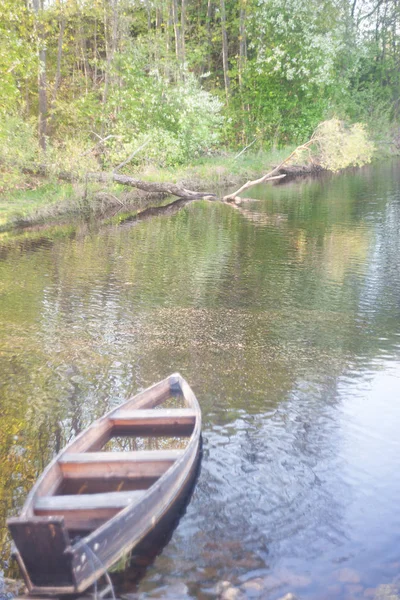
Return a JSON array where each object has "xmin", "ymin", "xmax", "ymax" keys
[
  {"xmin": 0, "ymin": 117, "xmax": 38, "ymax": 189},
  {"xmin": 310, "ymin": 119, "xmax": 375, "ymax": 171},
  {"xmin": 104, "ymin": 45, "xmax": 224, "ymax": 168}
]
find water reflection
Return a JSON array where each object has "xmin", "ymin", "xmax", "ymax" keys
[{"xmin": 1, "ymin": 161, "xmax": 400, "ymax": 598}]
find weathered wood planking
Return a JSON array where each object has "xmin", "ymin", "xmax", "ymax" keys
[
  {"xmin": 35, "ymin": 490, "xmax": 145, "ymax": 511},
  {"xmin": 58, "ymin": 476, "xmax": 158, "ymax": 495},
  {"xmin": 70, "ymin": 432, "xmax": 200, "ymax": 591},
  {"xmin": 59, "ymin": 449, "xmax": 182, "ymax": 479},
  {"xmin": 7, "ymin": 517, "xmax": 74, "ymax": 588},
  {"xmin": 7, "ymin": 373, "xmax": 202, "ymax": 596},
  {"xmin": 122, "ymin": 378, "xmax": 171, "ymax": 411},
  {"xmin": 111, "ymin": 408, "xmax": 196, "ymax": 436}
]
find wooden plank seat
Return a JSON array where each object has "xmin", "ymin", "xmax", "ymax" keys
[
  {"xmin": 35, "ymin": 490, "xmax": 145, "ymax": 511},
  {"xmin": 7, "ymin": 374, "xmax": 202, "ymax": 595},
  {"xmin": 110, "ymin": 408, "xmax": 196, "ymax": 436},
  {"xmin": 34, "ymin": 491, "xmax": 146, "ymax": 530},
  {"xmin": 59, "ymin": 449, "xmax": 183, "ymax": 479}
]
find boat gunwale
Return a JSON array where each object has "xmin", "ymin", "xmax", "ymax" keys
[
  {"xmin": 18, "ymin": 373, "xmax": 193, "ymax": 517},
  {"xmin": 71, "ymin": 374, "xmax": 201, "ymax": 554},
  {"xmin": 8, "ymin": 373, "xmax": 201, "ymax": 595}
]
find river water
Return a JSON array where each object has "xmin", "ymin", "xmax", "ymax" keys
[{"xmin": 1, "ymin": 162, "xmax": 400, "ymax": 599}]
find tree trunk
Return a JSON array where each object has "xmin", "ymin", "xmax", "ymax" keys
[
  {"xmin": 32, "ymin": 0, "xmax": 47, "ymax": 151},
  {"xmin": 144, "ymin": 0, "xmax": 152, "ymax": 30},
  {"xmin": 181, "ymin": 0, "xmax": 186, "ymax": 67},
  {"xmin": 172, "ymin": 0, "xmax": 182, "ymax": 64},
  {"xmin": 220, "ymin": 0, "xmax": 230, "ymax": 103},
  {"xmin": 49, "ymin": 15, "xmax": 65, "ymax": 131},
  {"xmin": 239, "ymin": 0, "xmax": 247, "ymax": 89},
  {"xmin": 80, "ymin": 26, "xmax": 91, "ymax": 95},
  {"xmin": 22, "ymin": 162, "xmax": 216, "ymax": 201},
  {"xmin": 156, "ymin": 7, "xmax": 162, "ymax": 30},
  {"xmin": 53, "ymin": 170, "xmax": 216, "ymax": 200},
  {"xmin": 380, "ymin": 0, "xmax": 389, "ymax": 75},
  {"xmin": 94, "ymin": 18, "xmax": 98, "ymax": 86},
  {"xmin": 102, "ymin": 0, "xmax": 118, "ymax": 136},
  {"xmin": 204, "ymin": 0, "xmax": 213, "ymax": 74},
  {"xmin": 223, "ymin": 139, "xmax": 317, "ymax": 202},
  {"xmin": 53, "ymin": 17, "xmax": 65, "ymax": 104},
  {"xmin": 25, "ymin": 82, "xmax": 30, "ymax": 119}
]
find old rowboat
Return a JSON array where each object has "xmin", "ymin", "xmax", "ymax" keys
[{"xmin": 7, "ymin": 373, "xmax": 201, "ymax": 596}]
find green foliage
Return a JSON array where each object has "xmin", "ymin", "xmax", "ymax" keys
[
  {"xmin": 105, "ymin": 45, "xmax": 224, "ymax": 167},
  {"xmin": 51, "ymin": 93, "xmax": 103, "ymax": 137},
  {"xmin": 0, "ymin": 1, "xmax": 36, "ymax": 116},
  {"xmin": 311, "ymin": 119, "xmax": 375, "ymax": 171},
  {"xmin": 229, "ymin": 64, "xmax": 330, "ymax": 145},
  {"xmin": 0, "ymin": 0, "xmax": 398, "ymax": 187},
  {"xmin": 222, "ymin": 0, "xmax": 345, "ymax": 145},
  {"xmin": 45, "ymin": 137, "xmax": 99, "ymax": 177},
  {"xmin": 0, "ymin": 117, "xmax": 38, "ymax": 189},
  {"xmin": 252, "ymin": 0, "xmax": 344, "ymax": 88}
]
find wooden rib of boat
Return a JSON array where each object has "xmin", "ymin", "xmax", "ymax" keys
[{"xmin": 7, "ymin": 373, "xmax": 201, "ymax": 596}]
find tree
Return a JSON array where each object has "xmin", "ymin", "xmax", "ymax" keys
[
  {"xmin": 220, "ymin": 0, "xmax": 230, "ymax": 102},
  {"xmin": 32, "ymin": 0, "xmax": 48, "ymax": 151}
]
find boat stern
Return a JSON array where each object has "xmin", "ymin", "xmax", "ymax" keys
[{"xmin": 7, "ymin": 516, "xmax": 76, "ymax": 595}]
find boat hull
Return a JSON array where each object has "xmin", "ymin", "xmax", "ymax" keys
[{"xmin": 7, "ymin": 374, "xmax": 201, "ymax": 596}]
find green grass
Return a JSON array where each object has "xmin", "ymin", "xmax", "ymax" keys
[
  {"xmin": 0, "ymin": 182, "xmax": 75, "ymax": 229},
  {"xmin": 130, "ymin": 147, "xmax": 295, "ymax": 187}
]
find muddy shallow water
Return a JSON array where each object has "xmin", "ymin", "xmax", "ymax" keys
[{"xmin": 1, "ymin": 162, "xmax": 400, "ymax": 599}]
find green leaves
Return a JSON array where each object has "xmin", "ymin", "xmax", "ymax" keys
[
  {"xmin": 0, "ymin": 0, "xmax": 398, "ymax": 174},
  {"xmin": 311, "ymin": 119, "xmax": 375, "ymax": 171},
  {"xmin": 104, "ymin": 42, "xmax": 224, "ymax": 167}
]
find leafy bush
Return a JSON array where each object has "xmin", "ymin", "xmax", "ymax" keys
[
  {"xmin": 311, "ymin": 119, "xmax": 375, "ymax": 171},
  {"xmin": 0, "ymin": 1, "xmax": 36, "ymax": 117},
  {"xmin": 45, "ymin": 138, "xmax": 99, "ymax": 177},
  {"xmin": 228, "ymin": 0, "xmax": 345, "ymax": 146},
  {"xmin": 0, "ymin": 117, "xmax": 38, "ymax": 189},
  {"xmin": 104, "ymin": 45, "xmax": 224, "ymax": 168}
]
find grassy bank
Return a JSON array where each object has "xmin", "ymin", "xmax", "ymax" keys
[
  {"xmin": 136, "ymin": 147, "xmax": 295, "ymax": 187},
  {"xmin": 0, "ymin": 183, "xmax": 75, "ymax": 230},
  {"xmin": 0, "ymin": 148, "xmax": 295, "ymax": 232}
]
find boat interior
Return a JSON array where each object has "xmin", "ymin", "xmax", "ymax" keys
[{"xmin": 31, "ymin": 390, "xmax": 196, "ymax": 535}]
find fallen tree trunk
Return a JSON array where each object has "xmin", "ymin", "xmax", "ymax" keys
[
  {"xmin": 224, "ymin": 173, "xmax": 286, "ymax": 202},
  {"xmin": 23, "ymin": 165, "xmax": 216, "ymax": 200},
  {"xmin": 68, "ymin": 172, "xmax": 217, "ymax": 200},
  {"xmin": 223, "ymin": 139, "xmax": 315, "ymax": 202},
  {"xmin": 278, "ymin": 163, "xmax": 325, "ymax": 177}
]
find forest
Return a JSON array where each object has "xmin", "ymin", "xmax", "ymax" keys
[{"xmin": 1, "ymin": 0, "xmax": 400, "ymax": 193}]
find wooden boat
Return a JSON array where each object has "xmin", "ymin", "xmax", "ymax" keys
[{"xmin": 7, "ymin": 373, "xmax": 201, "ymax": 596}]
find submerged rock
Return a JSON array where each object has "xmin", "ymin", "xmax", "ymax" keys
[
  {"xmin": 141, "ymin": 581, "xmax": 190, "ymax": 598},
  {"xmin": 240, "ymin": 577, "xmax": 266, "ymax": 594},
  {"xmin": 212, "ymin": 580, "xmax": 244, "ymax": 600},
  {"xmin": 220, "ymin": 586, "xmax": 244, "ymax": 600},
  {"xmin": 237, "ymin": 569, "xmax": 312, "ymax": 597},
  {"xmin": 365, "ymin": 584, "xmax": 400, "ymax": 599}
]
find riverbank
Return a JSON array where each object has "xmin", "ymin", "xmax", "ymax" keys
[
  {"xmin": 0, "ymin": 147, "xmax": 316, "ymax": 232},
  {"xmin": 2, "ymin": 161, "xmax": 400, "ymax": 600},
  {"xmin": 0, "ymin": 139, "xmax": 391, "ymax": 234}
]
